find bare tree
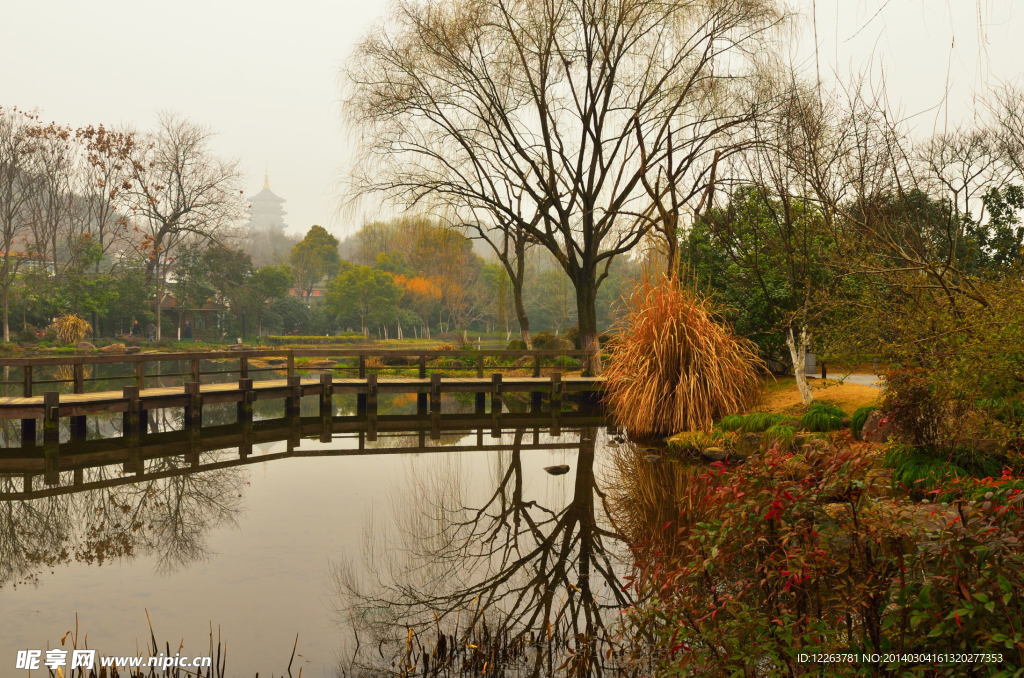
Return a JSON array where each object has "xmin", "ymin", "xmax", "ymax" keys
[
  {"xmin": 123, "ymin": 114, "xmax": 243, "ymax": 339},
  {"xmin": 75, "ymin": 124, "xmax": 138, "ymax": 270},
  {"xmin": 345, "ymin": 0, "xmax": 783, "ymax": 373},
  {"xmin": 0, "ymin": 107, "xmax": 41, "ymax": 342}
]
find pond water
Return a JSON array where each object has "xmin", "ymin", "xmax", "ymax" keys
[{"xmin": 0, "ymin": 397, "xmax": 640, "ymax": 676}]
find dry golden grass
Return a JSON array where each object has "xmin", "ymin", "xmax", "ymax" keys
[
  {"xmin": 50, "ymin": 314, "xmax": 92, "ymax": 345},
  {"xmin": 604, "ymin": 277, "xmax": 764, "ymax": 436},
  {"xmin": 756, "ymin": 377, "xmax": 881, "ymax": 415}
]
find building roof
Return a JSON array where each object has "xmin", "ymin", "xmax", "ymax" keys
[{"xmin": 248, "ymin": 174, "xmax": 285, "ymax": 204}]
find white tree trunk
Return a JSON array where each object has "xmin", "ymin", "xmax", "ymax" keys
[{"xmin": 786, "ymin": 325, "xmax": 813, "ymax": 405}]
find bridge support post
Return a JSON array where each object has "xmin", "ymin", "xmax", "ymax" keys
[
  {"xmin": 490, "ymin": 374, "xmax": 502, "ymax": 438},
  {"xmin": 185, "ymin": 382, "xmax": 203, "ymax": 429},
  {"xmin": 319, "ymin": 372, "xmax": 333, "ymax": 442},
  {"xmin": 319, "ymin": 371, "xmax": 333, "ymax": 417},
  {"xmin": 416, "ymin": 357, "xmax": 427, "ymax": 416},
  {"xmin": 123, "ymin": 386, "xmax": 140, "ymax": 438},
  {"xmin": 356, "ymin": 361, "xmax": 367, "ymax": 416},
  {"xmin": 20, "ymin": 418, "xmax": 35, "ymax": 448},
  {"xmin": 490, "ymin": 374, "xmax": 503, "ymax": 414},
  {"xmin": 366, "ymin": 374, "xmax": 378, "ymax": 442},
  {"xmin": 550, "ymin": 372, "xmax": 562, "ymax": 436},
  {"xmin": 475, "ymin": 392, "xmax": 486, "ymax": 416},
  {"xmin": 70, "ymin": 364, "xmax": 87, "ymax": 441},
  {"xmin": 429, "ymin": 374, "xmax": 441, "ymax": 414},
  {"xmin": 43, "ymin": 391, "xmax": 60, "ymax": 485},
  {"xmin": 285, "ymin": 375, "xmax": 302, "ymax": 418},
  {"xmin": 237, "ymin": 378, "xmax": 254, "ymax": 457},
  {"xmin": 237, "ymin": 378, "xmax": 254, "ymax": 424},
  {"xmin": 20, "ymin": 366, "xmax": 35, "ymax": 447}
]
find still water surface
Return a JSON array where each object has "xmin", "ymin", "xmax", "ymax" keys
[{"xmin": 0, "ymin": 398, "xmax": 634, "ymax": 676}]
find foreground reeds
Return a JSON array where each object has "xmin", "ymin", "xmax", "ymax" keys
[{"xmin": 604, "ymin": 276, "xmax": 763, "ymax": 436}]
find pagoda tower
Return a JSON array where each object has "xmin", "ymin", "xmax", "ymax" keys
[{"xmin": 246, "ymin": 173, "xmax": 287, "ymax": 235}]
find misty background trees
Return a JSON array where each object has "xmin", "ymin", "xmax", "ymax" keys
[{"xmin": 1, "ymin": 0, "xmax": 1023, "ymax": 387}]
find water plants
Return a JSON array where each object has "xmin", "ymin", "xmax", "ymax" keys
[{"xmin": 604, "ymin": 277, "xmax": 763, "ymax": 436}]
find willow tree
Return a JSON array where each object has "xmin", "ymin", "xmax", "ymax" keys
[{"xmin": 345, "ymin": 0, "xmax": 782, "ymax": 372}]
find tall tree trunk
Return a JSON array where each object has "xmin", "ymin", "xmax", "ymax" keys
[
  {"xmin": 786, "ymin": 325, "xmax": 813, "ymax": 405},
  {"xmin": 155, "ymin": 296, "xmax": 162, "ymax": 341},
  {"xmin": 512, "ymin": 277, "xmax": 532, "ymax": 349},
  {"xmin": 1, "ymin": 287, "xmax": 8, "ymax": 343},
  {"xmin": 575, "ymin": 282, "xmax": 602, "ymax": 375},
  {"xmin": 665, "ymin": 230, "xmax": 680, "ymax": 279}
]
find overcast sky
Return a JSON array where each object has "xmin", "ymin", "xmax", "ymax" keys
[{"xmin": 1, "ymin": 1, "xmax": 1020, "ymax": 239}]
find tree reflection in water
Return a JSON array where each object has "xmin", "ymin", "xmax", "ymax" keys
[
  {"xmin": 0, "ymin": 451, "xmax": 245, "ymax": 587},
  {"xmin": 335, "ymin": 426, "xmax": 649, "ymax": 677}
]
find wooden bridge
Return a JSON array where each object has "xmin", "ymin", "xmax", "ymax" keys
[
  {"xmin": 0, "ymin": 410, "xmax": 608, "ymax": 499},
  {"xmin": 0, "ymin": 348, "xmax": 605, "ymax": 449}
]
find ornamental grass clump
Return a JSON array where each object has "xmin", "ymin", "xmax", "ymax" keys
[
  {"xmin": 604, "ymin": 277, "xmax": 764, "ymax": 436},
  {"xmin": 49, "ymin": 314, "xmax": 92, "ymax": 345}
]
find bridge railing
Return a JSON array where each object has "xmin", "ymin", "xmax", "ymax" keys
[{"xmin": 0, "ymin": 348, "xmax": 595, "ymax": 397}]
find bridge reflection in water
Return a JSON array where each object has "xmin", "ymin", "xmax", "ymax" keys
[{"xmin": 0, "ymin": 405, "xmax": 651, "ymax": 677}]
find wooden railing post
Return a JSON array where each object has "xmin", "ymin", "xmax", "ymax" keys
[
  {"xmin": 190, "ymin": 357, "xmax": 201, "ymax": 385},
  {"xmin": 476, "ymin": 354, "xmax": 484, "ymax": 378},
  {"xmin": 533, "ymin": 354, "xmax": 541, "ymax": 377},
  {"xmin": 70, "ymin": 363, "xmax": 87, "ymax": 441},
  {"xmin": 286, "ymin": 350, "xmax": 296, "ymax": 379},
  {"xmin": 239, "ymin": 355, "xmax": 249, "ymax": 380},
  {"xmin": 135, "ymin": 360, "xmax": 145, "ymax": 388},
  {"xmin": 418, "ymin": 355, "xmax": 426, "ymax": 378},
  {"xmin": 358, "ymin": 354, "xmax": 366, "ymax": 379}
]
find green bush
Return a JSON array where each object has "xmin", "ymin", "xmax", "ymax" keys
[
  {"xmin": 800, "ymin": 402, "xmax": 846, "ymax": 432},
  {"xmin": 506, "ymin": 339, "xmax": 527, "ymax": 350},
  {"xmin": 740, "ymin": 412, "xmax": 784, "ymax": 433},
  {"xmin": 666, "ymin": 431, "xmax": 719, "ymax": 454},
  {"xmin": 532, "ymin": 331, "xmax": 573, "ymax": 351},
  {"xmin": 850, "ymin": 405, "xmax": 877, "ymax": 440},
  {"xmin": 552, "ymin": 355, "xmax": 581, "ymax": 369},
  {"xmin": 717, "ymin": 414, "xmax": 746, "ymax": 432}
]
